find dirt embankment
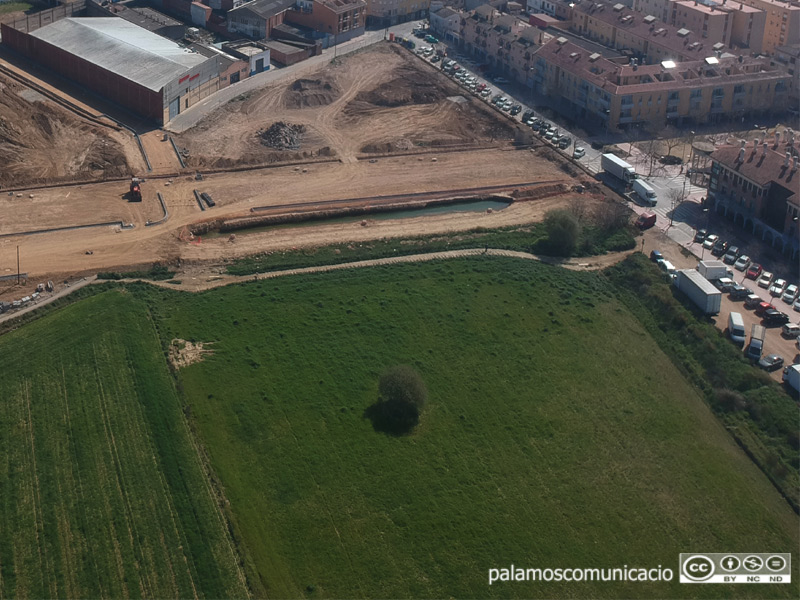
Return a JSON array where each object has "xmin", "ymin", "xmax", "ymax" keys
[{"xmin": 0, "ymin": 74, "xmax": 131, "ymax": 188}]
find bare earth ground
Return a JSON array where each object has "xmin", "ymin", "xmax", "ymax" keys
[
  {"xmin": 0, "ymin": 43, "xmax": 591, "ymax": 294},
  {"xmin": 174, "ymin": 44, "xmax": 514, "ymax": 167},
  {"xmin": 0, "ymin": 72, "xmax": 140, "ymax": 187}
]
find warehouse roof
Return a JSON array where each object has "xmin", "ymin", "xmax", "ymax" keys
[{"xmin": 30, "ymin": 18, "xmax": 208, "ymax": 92}]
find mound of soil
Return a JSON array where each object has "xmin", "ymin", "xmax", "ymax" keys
[
  {"xmin": 353, "ymin": 65, "xmax": 450, "ymax": 108},
  {"xmin": 258, "ymin": 122, "xmax": 306, "ymax": 150},
  {"xmin": 283, "ymin": 78, "xmax": 340, "ymax": 109}
]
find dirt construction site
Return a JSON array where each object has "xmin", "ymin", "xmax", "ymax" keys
[{"xmin": 0, "ymin": 41, "xmax": 602, "ymax": 295}]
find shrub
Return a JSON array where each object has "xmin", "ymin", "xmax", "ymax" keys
[{"xmin": 539, "ymin": 210, "xmax": 581, "ymax": 257}]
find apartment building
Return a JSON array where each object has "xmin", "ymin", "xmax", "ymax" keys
[
  {"xmin": 570, "ymin": 2, "xmax": 717, "ymax": 64},
  {"xmin": 288, "ymin": 0, "xmax": 366, "ymax": 43},
  {"xmin": 772, "ymin": 43, "xmax": 800, "ymax": 103},
  {"xmin": 460, "ymin": 5, "xmax": 545, "ymax": 81},
  {"xmin": 227, "ymin": 0, "xmax": 295, "ymax": 39},
  {"xmin": 734, "ymin": 0, "xmax": 800, "ymax": 53},
  {"xmin": 430, "ymin": 6, "xmax": 461, "ymax": 41},
  {"xmin": 527, "ymin": 0, "xmax": 559, "ymax": 15},
  {"xmin": 532, "ymin": 36, "xmax": 790, "ymax": 131},
  {"xmin": 707, "ymin": 136, "xmax": 799, "ymax": 258},
  {"xmin": 364, "ymin": 0, "xmax": 430, "ymax": 25},
  {"xmin": 670, "ymin": 1, "xmax": 732, "ymax": 46}
]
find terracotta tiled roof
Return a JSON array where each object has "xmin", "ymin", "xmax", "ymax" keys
[{"xmin": 711, "ymin": 143, "xmax": 800, "ymax": 205}]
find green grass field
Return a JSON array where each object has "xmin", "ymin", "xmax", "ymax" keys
[
  {"xmin": 1, "ymin": 257, "xmax": 797, "ymax": 598},
  {"xmin": 143, "ymin": 257, "xmax": 797, "ymax": 598},
  {"xmin": 0, "ymin": 292, "xmax": 249, "ymax": 598},
  {"xmin": 0, "ymin": 2, "xmax": 33, "ymax": 16}
]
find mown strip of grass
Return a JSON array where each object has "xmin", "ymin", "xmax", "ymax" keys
[{"xmin": 604, "ymin": 253, "xmax": 799, "ymax": 510}]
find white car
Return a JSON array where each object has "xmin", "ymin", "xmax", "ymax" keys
[
  {"xmin": 573, "ymin": 147, "xmax": 586, "ymax": 159},
  {"xmin": 733, "ymin": 255, "xmax": 751, "ymax": 271},
  {"xmin": 757, "ymin": 271, "xmax": 774, "ymax": 288},
  {"xmin": 702, "ymin": 234, "xmax": 719, "ymax": 250},
  {"xmin": 782, "ymin": 284, "xmax": 799, "ymax": 303},
  {"xmin": 769, "ymin": 278, "xmax": 787, "ymax": 297},
  {"xmin": 782, "ymin": 323, "xmax": 800, "ymax": 338},
  {"xmin": 794, "ymin": 298, "xmax": 800, "ymax": 312}
]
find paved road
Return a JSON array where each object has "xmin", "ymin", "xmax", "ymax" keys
[{"xmin": 167, "ymin": 22, "xmax": 418, "ymax": 133}]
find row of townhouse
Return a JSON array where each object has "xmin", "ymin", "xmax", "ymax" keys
[{"xmin": 431, "ymin": 4, "xmax": 791, "ymax": 131}]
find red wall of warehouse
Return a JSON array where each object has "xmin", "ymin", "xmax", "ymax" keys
[{"xmin": 1, "ymin": 23, "xmax": 164, "ymax": 122}]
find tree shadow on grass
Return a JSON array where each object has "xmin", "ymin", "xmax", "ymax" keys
[{"xmin": 363, "ymin": 400, "xmax": 419, "ymax": 436}]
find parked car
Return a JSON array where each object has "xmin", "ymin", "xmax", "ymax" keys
[
  {"xmin": 702, "ymin": 234, "xmax": 719, "ymax": 249},
  {"xmin": 794, "ymin": 297, "xmax": 800, "ymax": 312},
  {"xmin": 476, "ymin": 83, "xmax": 486, "ymax": 91},
  {"xmin": 558, "ymin": 137, "xmax": 572, "ymax": 149},
  {"xmin": 649, "ymin": 250, "xmax": 663, "ymax": 262},
  {"xmin": 659, "ymin": 155, "xmax": 682, "ymax": 165},
  {"xmin": 424, "ymin": 35, "xmax": 439, "ymax": 44},
  {"xmin": 711, "ymin": 240, "xmax": 729, "ymax": 257},
  {"xmin": 757, "ymin": 271, "xmax": 774, "ymax": 288},
  {"xmin": 755, "ymin": 301, "xmax": 776, "ymax": 315},
  {"xmin": 431, "ymin": 55, "xmax": 441, "ymax": 63},
  {"xmin": 758, "ymin": 354, "xmax": 785, "ymax": 371},
  {"xmin": 493, "ymin": 76, "xmax": 509, "ymax": 84},
  {"xmin": 746, "ymin": 263, "xmax": 763, "ymax": 279},
  {"xmin": 694, "ymin": 228, "xmax": 708, "ymax": 243},
  {"xmin": 763, "ymin": 309, "xmax": 790, "ymax": 325},
  {"xmin": 722, "ymin": 246, "xmax": 740, "ymax": 264},
  {"xmin": 573, "ymin": 147, "xmax": 586, "ymax": 159},
  {"xmin": 510, "ymin": 104, "xmax": 522, "ymax": 115},
  {"xmin": 715, "ymin": 277, "xmax": 736, "ymax": 293},
  {"xmin": 769, "ymin": 278, "xmax": 787, "ymax": 297},
  {"xmin": 729, "ymin": 284, "xmax": 751, "ymax": 300},
  {"xmin": 480, "ymin": 88, "xmax": 491, "ymax": 97},
  {"xmin": 744, "ymin": 294, "xmax": 762, "ymax": 308},
  {"xmin": 522, "ymin": 110, "xmax": 533, "ymax": 122},
  {"xmin": 781, "ymin": 323, "xmax": 800, "ymax": 338},
  {"xmin": 733, "ymin": 255, "xmax": 751, "ymax": 271},
  {"xmin": 782, "ymin": 284, "xmax": 799, "ymax": 303}
]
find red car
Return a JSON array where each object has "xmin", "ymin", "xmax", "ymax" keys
[
  {"xmin": 755, "ymin": 301, "xmax": 776, "ymax": 316},
  {"xmin": 746, "ymin": 263, "xmax": 763, "ymax": 279},
  {"xmin": 476, "ymin": 83, "xmax": 486, "ymax": 91}
]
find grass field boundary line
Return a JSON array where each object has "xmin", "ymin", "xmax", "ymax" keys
[
  {"xmin": 145, "ymin": 314, "xmax": 252, "ymax": 599},
  {"xmin": 125, "ymin": 355, "xmax": 201, "ymax": 600}
]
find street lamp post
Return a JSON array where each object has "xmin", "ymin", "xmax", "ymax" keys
[{"xmin": 700, "ymin": 207, "xmax": 709, "ymax": 260}]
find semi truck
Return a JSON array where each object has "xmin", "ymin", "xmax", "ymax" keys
[
  {"xmin": 601, "ymin": 153, "xmax": 637, "ymax": 185},
  {"xmin": 746, "ymin": 324, "xmax": 766, "ymax": 361},
  {"xmin": 674, "ymin": 269, "xmax": 722, "ymax": 314},
  {"xmin": 697, "ymin": 260, "xmax": 732, "ymax": 281},
  {"xmin": 632, "ymin": 179, "xmax": 657, "ymax": 206}
]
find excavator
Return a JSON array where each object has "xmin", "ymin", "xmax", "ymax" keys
[{"xmin": 129, "ymin": 177, "xmax": 142, "ymax": 202}]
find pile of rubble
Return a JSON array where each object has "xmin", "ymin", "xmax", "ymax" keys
[{"xmin": 257, "ymin": 122, "xmax": 305, "ymax": 150}]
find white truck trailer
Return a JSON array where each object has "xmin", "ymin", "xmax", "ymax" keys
[
  {"xmin": 601, "ymin": 153, "xmax": 637, "ymax": 185},
  {"xmin": 674, "ymin": 269, "xmax": 722, "ymax": 314}
]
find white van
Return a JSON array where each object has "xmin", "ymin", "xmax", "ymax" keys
[
  {"xmin": 728, "ymin": 312, "xmax": 746, "ymax": 346},
  {"xmin": 633, "ymin": 179, "xmax": 658, "ymax": 206},
  {"xmin": 657, "ymin": 259, "xmax": 676, "ymax": 276}
]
